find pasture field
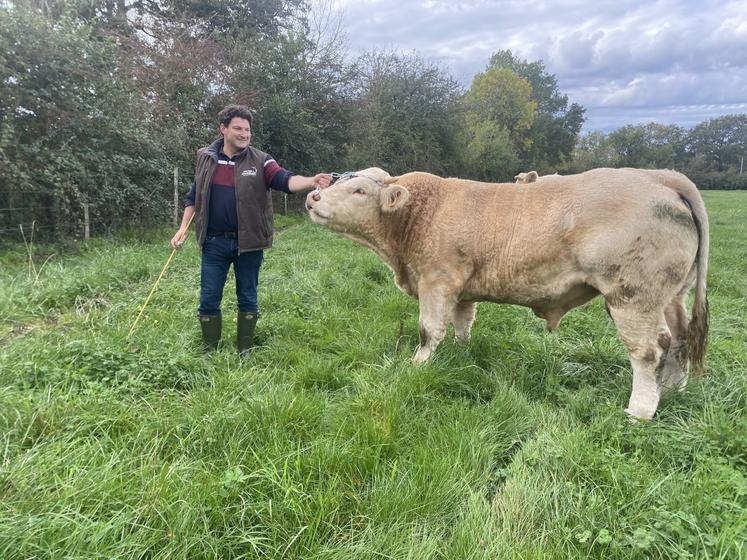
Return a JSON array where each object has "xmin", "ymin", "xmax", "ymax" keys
[{"xmin": 0, "ymin": 191, "xmax": 745, "ymax": 559}]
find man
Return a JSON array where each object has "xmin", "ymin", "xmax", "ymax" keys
[{"xmin": 171, "ymin": 105, "xmax": 331, "ymax": 356}]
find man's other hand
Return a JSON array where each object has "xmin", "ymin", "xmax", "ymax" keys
[{"xmin": 170, "ymin": 228, "xmax": 188, "ymax": 250}]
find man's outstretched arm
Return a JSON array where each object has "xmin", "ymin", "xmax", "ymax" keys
[{"xmin": 288, "ymin": 173, "xmax": 332, "ymax": 193}]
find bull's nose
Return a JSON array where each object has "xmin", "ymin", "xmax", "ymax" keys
[{"xmin": 305, "ymin": 190, "xmax": 321, "ymax": 210}]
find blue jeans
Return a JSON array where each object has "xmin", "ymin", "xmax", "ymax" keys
[{"xmin": 199, "ymin": 236, "xmax": 264, "ymax": 315}]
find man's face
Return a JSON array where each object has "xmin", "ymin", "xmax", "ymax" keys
[{"xmin": 220, "ymin": 117, "xmax": 251, "ymax": 153}]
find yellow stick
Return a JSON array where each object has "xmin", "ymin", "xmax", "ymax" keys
[{"xmin": 127, "ymin": 214, "xmax": 194, "ymax": 338}]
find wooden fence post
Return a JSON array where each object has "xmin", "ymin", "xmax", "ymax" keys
[{"xmin": 83, "ymin": 202, "xmax": 90, "ymax": 240}]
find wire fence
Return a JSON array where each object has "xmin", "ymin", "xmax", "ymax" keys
[
  {"xmin": 0, "ymin": 198, "xmax": 60, "ymax": 240},
  {"xmin": 0, "ymin": 169, "xmax": 311, "ymax": 242},
  {"xmin": 0, "ymin": 224, "xmax": 57, "ymax": 234}
]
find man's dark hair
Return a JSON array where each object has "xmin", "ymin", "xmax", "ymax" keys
[{"xmin": 218, "ymin": 105, "xmax": 254, "ymax": 127}]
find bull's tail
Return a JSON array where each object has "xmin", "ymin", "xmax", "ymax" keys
[
  {"xmin": 649, "ymin": 170, "xmax": 710, "ymax": 375},
  {"xmin": 688, "ymin": 285, "xmax": 709, "ymax": 375},
  {"xmin": 687, "ymin": 199, "xmax": 709, "ymax": 376}
]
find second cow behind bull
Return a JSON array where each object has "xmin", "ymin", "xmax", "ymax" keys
[{"xmin": 305, "ymin": 167, "xmax": 709, "ymax": 421}]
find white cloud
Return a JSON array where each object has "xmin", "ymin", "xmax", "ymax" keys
[{"xmin": 321, "ymin": 0, "xmax": 747, "ymax": 131}]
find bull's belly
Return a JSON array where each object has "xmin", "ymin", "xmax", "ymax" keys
[
  {"xmin": 462, "ymin": 261, "xmax": 589, "ymax": 304},
  {"xmin": 461, "ymin": 278, "xmax": 598, "ymax": 308},
  {"xmin": 461, "ymin": 275, "xmax": 600, "ymax": 331}
]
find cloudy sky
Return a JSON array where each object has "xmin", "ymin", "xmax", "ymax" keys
[{"xmin": 323, "ymin": 0, "xmax": 747, "ymax": 132}]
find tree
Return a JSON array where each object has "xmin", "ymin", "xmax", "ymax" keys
[
  {"xmin": 607, "ymin": 125, "xmax": 653, "ymax": 168},
  {"xmin": 215, "ymin": 4, "xmax": 353, "ymax": 177},
  {"xmin": 462, "ymin": 120, "xmax": 521, "ymax": 182},
  {"xmin": 686, "ymin": 114, "xmax": 747, "ymax": 173},
  {"xmin": 0, "ymin": 5, "xmax": 171, "ymax": 236},
  {"xmin": 130, "ymin": 0, "xmax": 308, "ymax": 40},
  {"xmin": 488, "ymin": 50, "xmax": 585, "ymax": 171},
  {"xmin": 25, "ymin": 0, "xmax": 131, "ymax": 34},
  {"xmin": 571, "ymin": 123, "xmax": 687, "ymax": 172},
  {"xmin": 608, "ymin": 123, "xmax": 687, "ymax": 169},
  {"xmin": 462, "ymin": 67, "xmax": 536, "ymax": 180},
  {"xmin": 341, "ymin": 51, "xmax": 465, "ymax": 176},
  {"xmin": 570, "ymin": 131, "xmax": 619, "ymax": 171},
  {"xmin": 644, "ymin": 123, "xmax": 688, "ymax": 168}
]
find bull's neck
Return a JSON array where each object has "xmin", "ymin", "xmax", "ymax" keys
[
  {"xmin": 375, "ymin": 200, "xmax": 431, "ymax": 272},
  {"xmin": 346, "ymin": 183, "xmax": 439, "ymax": 279},
  {"xmin": 346, "ymin": 225, "xmax": 403, "ymax": 272}
]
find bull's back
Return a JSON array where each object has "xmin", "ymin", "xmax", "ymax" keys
[{"xmin": 429, "ymin": 169, "xmax": 699, "ymax": 304}]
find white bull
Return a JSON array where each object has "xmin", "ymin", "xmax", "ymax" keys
[{"xmin": 306, "ymin": 167, "xmax": 709, "ymax": 420}]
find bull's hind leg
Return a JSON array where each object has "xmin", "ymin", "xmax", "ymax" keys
[
  {"xmin": 606, "ymin": 305, "xmax": 672, "ymax": 420},
  {"xmin": 453, "ymin": 301, "xmax": 477, "ymax": 342},
  {"xmin": 661, "ymin": 291, "xmax": 690, "ymax": 392}
]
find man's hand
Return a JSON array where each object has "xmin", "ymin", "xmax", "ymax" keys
[
  {"xmin": 312, "ymin": 173, "xmax": 332, "ymax": 189},
  {"xmin": 288, "ymin": 173, "xmax": 332, "ymax": 193},
  {"xmin": 170, "ymin": 228, "xmax": 188, "ymax": 250}
]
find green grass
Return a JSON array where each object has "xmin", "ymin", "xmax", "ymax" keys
[{"xmin": 1, "ymin": 193, "xmax": 745, "ymax": 559}]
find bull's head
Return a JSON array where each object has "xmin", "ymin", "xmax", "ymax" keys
[{"xmin": 305, "ymin": 167, "xmax": 410, "ymax": 235}]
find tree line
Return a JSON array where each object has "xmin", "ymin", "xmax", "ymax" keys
[
  {"xmin": 1, "ymin": 1, "xmax": 745, "ymax": 238},
  {"xmin": 571, "ymin": 117, "xmax": 747, "ymax": 190}
]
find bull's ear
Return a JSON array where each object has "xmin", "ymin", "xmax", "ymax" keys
[
  {"xmin": 380, "ymin": 184, "xmax": 410, "ymax": 212},
  {"xmin": 526, "ymin": 171, "xmax": 538, "ymax": 182}
]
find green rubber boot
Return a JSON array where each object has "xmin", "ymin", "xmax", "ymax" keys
[
  {"xmin": 237, "ymin": 312, "xmax": 259, "ymax": 358},
  {"xmin": 199, "ymin": 314, "xmax": 222, "ymax": 353}
]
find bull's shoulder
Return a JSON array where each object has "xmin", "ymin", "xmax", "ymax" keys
[{"xmin": 391, "ymin": 171, "xmax": 443, "ymax": 188}]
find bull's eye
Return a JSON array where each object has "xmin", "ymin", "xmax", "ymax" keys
[{"xmin": 353, "ymin": 188, "xmax": 366, "ymax": 195}]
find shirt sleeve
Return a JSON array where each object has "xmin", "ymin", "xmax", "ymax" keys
[
  {"xmin": 264, "ymin": 155, "xmax": 293, "ymax": 194},
  {"xmin": 185, "ymin": 181, "xmax": 196, "ymax": 207}
]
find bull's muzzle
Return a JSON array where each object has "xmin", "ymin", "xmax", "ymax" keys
[{"xmin": 306, "ymin": 190, "xmax": 321, "ymax": 210}]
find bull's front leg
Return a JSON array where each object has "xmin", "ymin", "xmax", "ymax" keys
[{"xmin": 413, "ymin": 282, "xmax": 458, "ymax": 364}]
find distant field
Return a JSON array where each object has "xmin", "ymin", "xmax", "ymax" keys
[{"xmin": 0, "ymin": 191, "xmax": 745, "ymax": 559}]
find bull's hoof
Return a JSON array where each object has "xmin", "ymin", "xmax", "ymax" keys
[
  {"xmin": 659, "ymin": 369, "xmax": 689, "ymax": 394},
  {"xmin": 413, "ymin": 347, "xmax": 431, "ymax": 364},
  {"xmin": 624, "ymin": 407, "xmax": 655, "ymax": 422}
]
